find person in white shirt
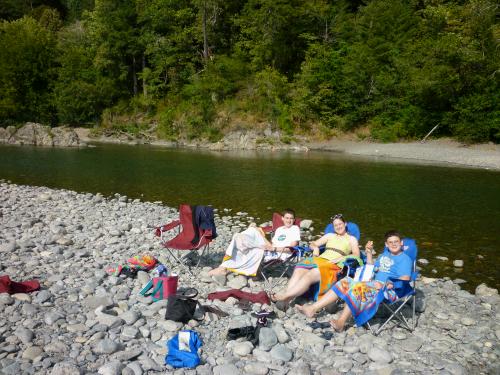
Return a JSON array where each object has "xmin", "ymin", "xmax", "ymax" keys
[{"xmin": 208, "ymin": 209, "xmax": 301, "ymax": 276}]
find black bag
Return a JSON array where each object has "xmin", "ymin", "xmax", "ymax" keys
[{"xmin": 165, "ymin": 288, "xmax": 200, "ymax": 323}]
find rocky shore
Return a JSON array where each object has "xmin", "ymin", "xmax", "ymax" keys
[
  {"xmin": 0, "ymin": 183, "xmax": 499, "ymax": 375},
  {"xmin": 2, "ymin": 122, "xmax": 500, "ymax": 170}
]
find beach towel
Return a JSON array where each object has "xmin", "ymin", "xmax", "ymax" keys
[
  {"xmin": 296, "ymin": 257, "xmax": 341, "ymax": 300},
  {"xmin": 331, "ymin": 277, "xmax": 397, "ymax": 326},
  {"xmin": 0, "ymin": 275, "xmax": 40, "ymax": 294},
  {"xmin": 219, "ymin": 227, "xmax": 266, "ymax": 276},
  {"xmin": 208, "ymin": 289, "xmax": 270, "ymax": 305}
]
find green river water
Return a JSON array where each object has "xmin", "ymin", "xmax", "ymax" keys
[{"xmin": 1, "ymin": 144, "xmax": 499, "ymax": 292}]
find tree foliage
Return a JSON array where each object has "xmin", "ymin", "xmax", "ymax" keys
[{"xmin": 0, "ymin": 0, "xmax": 498, "ymax": 143}]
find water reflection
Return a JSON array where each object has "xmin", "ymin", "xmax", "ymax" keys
[{"xmin": 1, "ymin": 143, "xmax": 499, "ymax": 291}]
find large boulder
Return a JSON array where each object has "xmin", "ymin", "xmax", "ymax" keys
[
  {"xmin": 5, "ymin": 122, "xmax": 84, "ymax": 147},
  {"xmin": 52, "ymin": 126, "xmax": 82, "ymax": 147}
]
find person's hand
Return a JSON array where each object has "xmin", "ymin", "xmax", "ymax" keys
[
  {"xmin": 312, "ymin": 249, "xmax": 320, "ymax": 257},
  {"xmin": 264, "ymin": 243, "xmax": 274, "ymax": 251},
  {"xmin": 386, "ymin": 282, "xmax": 394, "ymax": 289},
  {"xmin": 365, "ymin": 241, "xmax": 374, "ymax": 256}
]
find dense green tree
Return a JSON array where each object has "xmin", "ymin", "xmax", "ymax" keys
[{"xmin": 0, "ymin": 16, "xmax": 57, "ymax": 124}]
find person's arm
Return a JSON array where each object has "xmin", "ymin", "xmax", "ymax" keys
[
  {"xmin": 309, "ymin": 234, "xmax": 330, "ymax": 256},
  {"xmin": 350, "ymin": 236, "xmax": 360, "ymax": 257},
  {"xmin": 364, "ymin": 241, "xmax": 374, "ymax": 264}
]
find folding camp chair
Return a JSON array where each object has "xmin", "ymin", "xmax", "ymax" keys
[
  {"xmin": 362, "ymin": 238, "xmax": 419, "ymax": 335},
  {"xmin": 155, "ymin": 204, "xmax": 216, "ymax": 275},
  {"xmin": 259, "ymin": 213, "xmax": 302, "ymax": 290}
]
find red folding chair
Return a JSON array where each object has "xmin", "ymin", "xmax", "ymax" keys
[{"xmin": 155, "ymin": 204, "xmax": 215, "ymax": 275}]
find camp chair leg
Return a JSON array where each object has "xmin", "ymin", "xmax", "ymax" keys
[
  {"xmin": 193, "ymin": 244, "xmax": 210, "ymax": 268},
  {"xmin": 165, "ymin": 248, "xmax": 194, "ymax": 276},
  {"xmin": 371, "ymin": 296, "xmax": 414, "ymax": 335}
]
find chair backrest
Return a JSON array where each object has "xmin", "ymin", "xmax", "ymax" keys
[
  {"xmin": 324, "ymin": 221, "xmax": 360, "ymax": 241},
  {"xmin": 166, "ymin": 205, "xmax": 212, "ymax": 250}
]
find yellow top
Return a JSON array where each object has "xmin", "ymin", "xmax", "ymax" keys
[{"xmin": 319, "ymin": 234, "xmax": 351, "ymax": 262}]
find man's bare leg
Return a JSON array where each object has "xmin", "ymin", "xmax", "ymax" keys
[{"xmin": 330, "ymin": 304, "xmax": 352, "ymax": 332}]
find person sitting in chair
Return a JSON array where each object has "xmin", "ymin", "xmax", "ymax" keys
[
  {"xmin": 271, "ymin": 214, "xmax": 360, "ymax": 307},
  {"xmin": 296, "ymin": 230, "xmax": 412, "ymax": 332},
  {"xmin": 208, "ymin": 209, "xmax": 300, "ymax": 277}
]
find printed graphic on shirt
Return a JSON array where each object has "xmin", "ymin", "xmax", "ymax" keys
[
  {"xmin": 378, "ymin": 256, "xmax": 394, "ymax": 273},
  {"xmin": 277, "ymin": 234, "xmax": 286, "ymax": 241}
]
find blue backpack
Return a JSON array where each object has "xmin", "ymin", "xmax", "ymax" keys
[{"xmin": 165, "ymin": 330, "xmax": 202, "ymax": 368}]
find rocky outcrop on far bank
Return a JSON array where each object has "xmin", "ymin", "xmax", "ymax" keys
[{"xmin": 0, "ymin": 123, "xmax": 84, "ymax": 147}]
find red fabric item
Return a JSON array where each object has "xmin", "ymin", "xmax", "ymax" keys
[
  {"xmin": 0, "ymin": 275, "xmax": 40, "ymax": 294},
  {"xmin": 208, "ymin": 289, "xmax": 270, "ymax": 305},
  {"xmin": 155, "ymin": 205, "xmax": 212, "ymax": 250}
]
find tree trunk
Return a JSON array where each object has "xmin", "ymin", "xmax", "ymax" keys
[
  {"xmin": 202, "ymin": 0, "xmax": 209, "ymax": 63},
  {"xmin": 132, "ymin": 56, "xmax": 138, "ymax": 96},
  {"xmin": 142, "ymin": 54, "xmax": 147, "ymax": 98}
]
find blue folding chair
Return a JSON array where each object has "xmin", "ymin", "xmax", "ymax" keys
[
  {"xmin": 361, "ymin": 238, "xmax": 419, "ymax": 335},
  {"xmin": 324, "ymin": 221, "xmax": 360, "ymax": 242}
]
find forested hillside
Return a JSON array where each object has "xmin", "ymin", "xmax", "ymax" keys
[{"xmin": 0, "ymin": 0, "xmax": 498, "ymax": 142}]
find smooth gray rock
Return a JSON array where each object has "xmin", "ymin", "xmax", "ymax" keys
[
  {"xmin": 50, "ymin": 362, "xmax": 81, "ymax": 375},
  {"xmin": 244, "ymin": 362, "xmax": 269, "ymax": 375},
  {"xmin": 121, "ymin": 326, "xmax": 139, "ymax": 340},
  {"xmin": 94, "ymin": 339, "xmax": 121, "ymax": 354},
  {"xmin": 213, "ymin": 364, "xmax": 241, "ymax": 375},
  {"xmin": 0, "ymin": 294, "xmax": 14, "ymax": 305},
  {"xmin": 367, "ymin": 347, "xmax": 393, "ymax": 363},
  {"xmin": 120, "ymin": 310, "xmax": 140, "ymax": 325},
  {"xmin": 14, "ymin": 327, "xmax": 34, "ymax": 344},
  {"xmin": 34, "ymin": 290, "xmax": 52, "ymax": 303},
  {"xmin": 258, "ymin": 327, "xmax": 278, "ymax": 351},
  {"xmin": 44, "ymin": 311, "xmax": 65, "ymax": 325},
  {"xmin": 22, "ymin": 346, "xmax": 43, "ymax": 360},
  {"xmin": 233, "ymin": 341, "xmax": 254, "ymax": 356},
  {"xmin": 83, "ymin": 295, "xmax": 114, "ymax": 310},
  {"xmin": 270, "ymin": 344, "xmax": 293, "ymax": 361},
  {"xmin": 98, "ymin": 361, "xmax": 125, "ymax": 375}
]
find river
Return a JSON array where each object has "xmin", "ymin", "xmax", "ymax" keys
[{"xmin": 1, "ymin": 143, "xmax": 499, "ymax": 291}]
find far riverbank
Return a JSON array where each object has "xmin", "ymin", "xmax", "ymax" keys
[{"xmin": 75, "ymin": 128, "xmax": 500, "ymax": 171}]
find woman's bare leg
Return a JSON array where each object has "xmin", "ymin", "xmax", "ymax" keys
[
  {"xmin": 296, "ymin": 289, "xmax": 340, "ymax": 317},
  {"xmin": 273, "ymin": 269, "xmax": 320, "ymax": 303},
  {"xmin": 208, "ymin": 267, "xmax": 227, "ymax": 276}
]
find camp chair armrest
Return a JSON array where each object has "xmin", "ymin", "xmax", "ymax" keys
[
  {"xmin": 386, "ymin": 278, "xmax": 409, "ymax": 289},
  {"xmin": 155, "ymin": 220, "xmax": 181, "ymax": 237}
]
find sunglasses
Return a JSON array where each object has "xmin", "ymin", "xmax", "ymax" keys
[{"xmin": 331, "ymin": 214, "xmax": 344, "ymax": 221}]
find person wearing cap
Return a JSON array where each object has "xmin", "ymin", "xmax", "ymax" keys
[{"xmin": 271, "ymin": 214, "xmax": 359, "ymax": 307}]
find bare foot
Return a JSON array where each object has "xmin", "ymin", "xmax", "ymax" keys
[
  {"xmin": 295, "ymin": 304, "xmax": 316, "ymax": 318},
  {"xmin": 271, "ymin": 292, "xmax": 288, "ymax": 302},
  {"xmin": 330, "ymin": 319, "xmax": 345, "ymax": 332},
  {"xmin": 208, "ymin": 267, "xmax": 227, "ymax": 276}
]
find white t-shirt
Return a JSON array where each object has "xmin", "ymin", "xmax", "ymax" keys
[{"xmin": 271, "ymin": 225, "xmax": 301, "ymax": 247}]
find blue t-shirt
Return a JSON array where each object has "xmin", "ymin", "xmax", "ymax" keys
[{"xmin": 374, "ymin": 252, "xmax": 412, "ymax": 283}]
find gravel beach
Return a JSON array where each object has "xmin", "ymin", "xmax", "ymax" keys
[
  {"xmin": 307, "ymin": 139, "xmax": 500, "ymax": 171},
  {"xmin": 0, "ymin": 183, "xmax": 498, "ymax": 375}
]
